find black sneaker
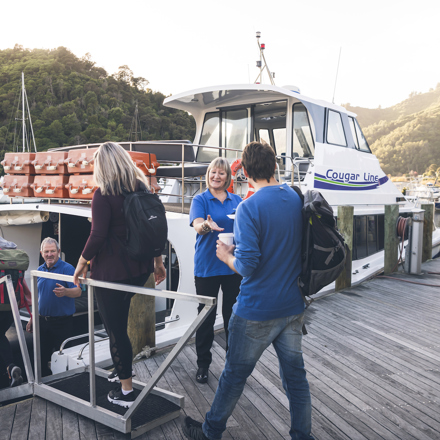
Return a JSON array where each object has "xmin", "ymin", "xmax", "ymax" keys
[
  {"xmin": 107, "ymin": 369, "xmax": 136, "ymax": 383},
  {"xmin": 182, "ymin": 416, "xmax": 209, "ymax": 440},
  {"xmin": 107, "ymin": 386, "xmax": 136, "ymax": 408},
  {"xmin": 196, "ymin": 367, "xmax": 209, "ymax": 384},
  {"xmin": 8, "ymin": 364, "xmax": 23, "ymax": 388}
]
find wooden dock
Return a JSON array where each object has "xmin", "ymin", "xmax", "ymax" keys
[{"xmin": 1, "ymin": 258, "xmax": 440, "ymax": 439}]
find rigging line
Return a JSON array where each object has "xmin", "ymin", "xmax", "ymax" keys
[
  {"xmin": 25, "ymin": 88, "xmax": 37, "ymax": 152},
  {"xmin": 332, "ymin": 47, "xmax": 342, "ymax": 104},
  {"xmin": 261, "ymin": 51, "xmax": 275, "ymax": 86}
]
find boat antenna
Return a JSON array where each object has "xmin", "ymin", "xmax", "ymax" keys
[
  {"xmin": 254, "ymin": 32, "xmax": 275, "ymax": 86},
  {"xmin": 332, "ymin": 47, "xmax": 342, "ymax": 104}
]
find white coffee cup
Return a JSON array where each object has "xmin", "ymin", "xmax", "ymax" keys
[{"xmin": 218, "ymin": 233, "xmax": 234, "ymax": 245}]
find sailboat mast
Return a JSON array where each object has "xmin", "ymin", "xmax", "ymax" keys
[
  {"xmin": 134, "ymin": 102, "xmax": 138, "ymax": 142},
  {"xmin": 22, "ymin": 72, "xmax": 25, "ymax": 152}
]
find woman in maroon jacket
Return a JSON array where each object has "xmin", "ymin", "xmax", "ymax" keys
[{"xmin": 73, "ymin": 142, "xmax": 166, "ymax": 408}]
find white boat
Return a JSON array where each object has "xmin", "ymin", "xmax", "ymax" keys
[
  {"xmin": 404, "ymin": 178, "xmax": 440, "ymax": 209},
  {"xmin": 3, "ymin": 41, "xmax": 440, "ymax": 374}
]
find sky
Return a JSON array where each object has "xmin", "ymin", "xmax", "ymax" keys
[{"xmin": 1, "ymin": 0, "xmax": 439, "ymax": 109}]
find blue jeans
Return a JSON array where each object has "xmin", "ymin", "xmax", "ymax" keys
[{"xmin": 203, "ymin": 312, "xmax": 314, "ymax": 440}]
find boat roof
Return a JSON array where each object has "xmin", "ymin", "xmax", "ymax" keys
[{"xmin": 163, "ymin": 83, "xmax": 354, "ymax": 117}]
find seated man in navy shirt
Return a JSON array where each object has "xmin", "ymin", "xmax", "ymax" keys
[{"xmin": 26, "ymin": 237, "xmax": 81, "ymax": 376}]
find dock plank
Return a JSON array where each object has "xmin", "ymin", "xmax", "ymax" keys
[
  {"xmin": 1, "ymin": 258, "xmax": 440, "ymax": 439},
  {"xmin": 0, "ymin": 404, "xmax": 16, "ymax": 440},
  {"xmin": 45, "ymin": 401, "xmax": 62, "ymax": 440},
  {"xmin": 61, "ymin": 407, "xmax": 80, "ymax": 440},
  {"xmin": 78, "ymin": 413, "xmax": 98, "ymax": 440},
  {"xmin": 10, "ymin": 398, "xmax": 31, "ymax": 440},
  {"xmin": 28, "ymin": 397, "xmax": 46, "ymax": 440}
]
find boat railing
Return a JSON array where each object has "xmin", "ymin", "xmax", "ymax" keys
[
  {"xmin": 1, "ymin": 270, "xmax": 216, "ymax": 431},
  {"xmin": 10, "ymin": 141, "xmax": 314, "ymax": 212}
]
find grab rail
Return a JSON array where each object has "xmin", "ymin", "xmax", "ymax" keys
[{"xmin": 29, "ymin": 269, "xmax": 216, "ymax": 416}]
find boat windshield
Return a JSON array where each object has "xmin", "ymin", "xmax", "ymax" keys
[{"xmin": 196, "ymin": 100, "xmax": 314, "ymax": 162}]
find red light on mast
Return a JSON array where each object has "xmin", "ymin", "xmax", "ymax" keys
[{"xmin": 261, "ymin": 43, "xmax": 265, "ymax": 49}]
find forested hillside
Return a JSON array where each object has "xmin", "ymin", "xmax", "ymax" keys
[
  {"xmin": 0, "ymin": 45, "xmax": 195, "ymax": 157},
  {"xmin": 344, "ymin": 85, "xmax": 440, "ymax": 176},
  {"xmin": 1, "ymin": 45, "xmax": 439, "ymax": 178}
]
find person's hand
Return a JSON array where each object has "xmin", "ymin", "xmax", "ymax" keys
[
  {"xmin": 154, "ymin": 257, "xmax": 166, "ymax": 285},
  {"xmin": 26, "ymin": 317, "xmax": 32, "ymax": 333},
  {"xmin": 206, "ymin": 214, "xmax": 224, "ymax": 232},
  {"xmin": 216, "ymin": 240, "xmax": 235, "ymax": 263},
  {"xmin": 74, "ymin": 256, "xmax": 88, "ymax": 287},
  {"xmin": 53, "ymin": 283, "xmax": 67, "ymax": 297}
]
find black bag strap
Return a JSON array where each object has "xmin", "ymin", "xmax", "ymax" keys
[{"xmin": 290, "ymin": 185, "xmax": 304, "ymax": 204}]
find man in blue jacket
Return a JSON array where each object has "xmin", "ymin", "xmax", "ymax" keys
[
  {"xmin": 26, "ymin": 237, "xmax": 81, "ymax": 376},
  {"xmin": 183, "ymin": 141, "xmax": 314, "ymax": 440}
]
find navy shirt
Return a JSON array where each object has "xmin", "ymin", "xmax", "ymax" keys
[
  {"xmin": 190, "ymin": 189, "xmax": 242, "ymax": 278},
  {"xmin": 37, "ymin": 259, "xmax": 77, "ymax": 317}
]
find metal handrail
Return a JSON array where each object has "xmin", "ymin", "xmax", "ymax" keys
[
  {"xmin": 77, "ymin": 338, "xmax": 109, "ymax": 360},
  {"xmin": 58, "ymin": 330, "xmax": 107, "ymax": 355},
  {"xmin": 31, "ymin": 270, "xmax": 215, "ymax": 305},
  {"xmin": 29, "ymin": 270, "xmax": 216, "ymax": 430}
]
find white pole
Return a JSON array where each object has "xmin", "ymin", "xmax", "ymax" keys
[
  {"xmin": 22, "ymin": 72, "xmax": 25, "ymax": 152},
  {"xmin": 332, "ymin": 48, "xmax": 342, "ymax": 104}
]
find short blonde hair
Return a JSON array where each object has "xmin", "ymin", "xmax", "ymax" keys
[
  {"xmin": 206, "ymin": 157, "xmax": 232, "ymax": 191},
  {"xmin": 93, "ymin": 142, "xmax": 150, "ymax": 196}
]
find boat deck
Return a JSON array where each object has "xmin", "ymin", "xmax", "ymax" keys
[{"xmin": 1, "ymin": 258, "xmax": 440, "ymax": 439}]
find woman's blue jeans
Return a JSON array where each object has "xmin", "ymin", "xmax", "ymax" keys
[{"xmin": 203, "ymin": 311, "xmax": 314, "ymax": 440}]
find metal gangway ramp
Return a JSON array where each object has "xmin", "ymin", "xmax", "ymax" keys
[{"xmin": 0, "ymin": 270, "xmax": 216, "ymax": 438}]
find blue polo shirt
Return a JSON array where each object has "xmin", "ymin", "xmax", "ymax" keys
[
  {"xmin": 190, "ymin": 189, "xmax": 242, "ymax": 278},
  {"xmin": 37, "ymin": 259, "xmax": 77, "ymax": 317}
]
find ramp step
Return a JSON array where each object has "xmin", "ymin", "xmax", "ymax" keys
[{"xmin": 47, "ymin": 372, "xmax": 180, "ymax": 429}]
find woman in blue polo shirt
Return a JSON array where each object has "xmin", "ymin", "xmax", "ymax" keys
[{"xmin": 190, "ymin": 157, "xmax": 242, "ymax": 384}]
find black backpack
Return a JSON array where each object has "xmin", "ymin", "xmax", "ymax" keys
[
  {"xmin": 118, "ymin": 182, "xmax": 168, "ymax": 262},
  {"xmin": 292, "ymin": 187, "xmax": 348, "ymax": 306}
]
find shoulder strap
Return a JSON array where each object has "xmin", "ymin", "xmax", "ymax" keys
[
  {"xmin": 0, "ymin": 270, "xmax": 4, "ymax": 304},
  {"xmin": 291, "ymin": 185, "xmax": 304, "ymax": 204}
]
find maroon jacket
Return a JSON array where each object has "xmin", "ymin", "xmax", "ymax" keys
[{"xmin": 82, "ymin": 186, "xmax": 153, "ymax": 281}]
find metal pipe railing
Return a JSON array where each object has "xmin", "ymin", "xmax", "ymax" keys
[{"xmin": 30, "ymin": 269, "xmax": 216, "ymax": 410}]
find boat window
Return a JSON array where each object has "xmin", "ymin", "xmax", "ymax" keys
[
  {"xmin": 367, "ymin": 215, "xmax": 378, "ymax": 254},
  {"xmin": 198, "ymin": 112, "xmax": 220, "ymax": 162},
  {"xmin": 327, "ymin": 110, "xmax": 347, "ymax": 147},
  {"xmin": 348, "ymin": 117, "xmax": 371, "ymax": 153},
  {"xmin": 293, "ymin": 103, "xmax": 314, "ymax": 157},
  {"xmin": 223, "ymin": 108, "xmax": 250, "ymax": 160},
  {"xmin": 258, "ymin": 128, "xmax": 270, "ymax": 145},
  {"xmin": 254, "ymin": 101, "xmax": 287, "ymax": 156},
  {"xmin": 354, "ymin": 216, "xmax": 368, "ymax": 260},
  {"xmin": 348, "ymin": 117, "xmax": 358, "ymax": 148},
  {"xmin": 354, "ymin": 119, "xmax": 371, "ymax": 153},
  {"xmin": 273, "ymin": 128, "xmax": 286, "ymax": 156},
  {"xmin": 353, "ymin": 214, "xmax": 384, "ymax": 260}
]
